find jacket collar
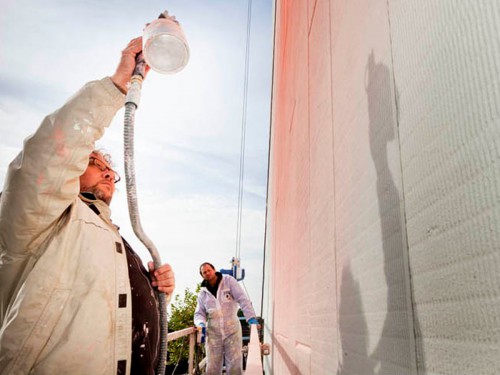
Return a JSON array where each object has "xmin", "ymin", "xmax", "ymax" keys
[
  {"xmin": 79, "ymin": 192, "xmax": 117, "ymax": 230},
  {"xmin": 201, "ymin": 272, "xmax": 222, "ymax": 288},
  {"xmin": 201, "ymin": 272, "xmax": 223, "ymax": 298}
]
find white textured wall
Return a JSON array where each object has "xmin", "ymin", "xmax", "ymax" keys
[
  {"xmin": 389, "ymin": 1, "xmax": 500, "ymax": 374},
  {"xmin": 332, "ymin": 0, "xmax": 415, "ymax": 374},
  {"xmin": 264, "ymin": 0, "xmax": 500, "ymax": 374}
]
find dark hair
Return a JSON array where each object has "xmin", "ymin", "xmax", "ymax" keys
[{"xmin": 199, "ymin": 262, "xmax": 215, "ymax": 276}]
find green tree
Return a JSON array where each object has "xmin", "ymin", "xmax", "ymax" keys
[{"xmin": 167, "ymin": 285, "xmax": 201, "ymax": 366}]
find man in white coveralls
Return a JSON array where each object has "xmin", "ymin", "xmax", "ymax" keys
[{"xmin": 194, "ymin": 262, "xmax": 259, "ymax": 375}]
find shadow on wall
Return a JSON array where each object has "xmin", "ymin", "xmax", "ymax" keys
[
  {"xmin": 271, "ymin": 332, "xmax": 302, "ymax": 375},
  {"xmin": 337, "ymin": 264, "xmax": 373, "ymax": 375},
  {"xmin": 365, "ymin": 50, "xmax": 424, "ymax": 374}
]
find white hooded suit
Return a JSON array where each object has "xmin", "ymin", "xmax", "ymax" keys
[{"xmin": 194, "ymin": 274, "xmax": 256, "ymax": 375}]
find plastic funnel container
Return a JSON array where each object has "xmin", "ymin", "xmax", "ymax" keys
[{"xmin": 143, "ymin": 13, "xmax": 189, "ymax": 74}]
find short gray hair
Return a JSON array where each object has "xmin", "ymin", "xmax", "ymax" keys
[{"xmin": 91, "ymin": 148, "xmax": 115, "ymax": 167}]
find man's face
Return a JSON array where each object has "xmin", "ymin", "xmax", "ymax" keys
[
  {"xmin": 201, "ymin": 264, "xmax": 217, "ymax": 284},
  {"xmin": 79, "ymin": 153, "xmax": 118, "ymax": 205}
]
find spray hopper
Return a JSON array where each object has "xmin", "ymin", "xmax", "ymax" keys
[{"xmin": 143, "ymin": 10, "xmax": 190, "ymax": 74}]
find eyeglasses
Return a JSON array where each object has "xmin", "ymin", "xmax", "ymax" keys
[{"xmin": 89, "ymin": 157, "xmax": 121, "ymax": 184}]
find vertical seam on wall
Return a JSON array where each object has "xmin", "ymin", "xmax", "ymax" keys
[
  {"xmin": 306, "ymin": 0, "xmax": 312, "ymax": 366},
  {"xmin": 308, "ymin": 0, "xmax": 319, "ymax": 36},
  {"xmin": 386, "ymin": 1, "xmax": 420, "ymax": 374},
  {"xmin": 328, "ymin": 0, "xmax": 342, "ymax": 371}
]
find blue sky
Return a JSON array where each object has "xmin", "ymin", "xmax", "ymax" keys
[{"xmin": 0, "ymin": 0, "xmax": 273, "ymax": 314}]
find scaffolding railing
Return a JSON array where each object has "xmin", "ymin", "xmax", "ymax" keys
[
  {"xmin": 167, "ymin": 327, "xmax": 198, "ymax": 374},
  {"xmin": 243, "ymin": 324, "xmax": 265, "ymax": 374}
]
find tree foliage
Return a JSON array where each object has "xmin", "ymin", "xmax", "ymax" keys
[{"xmin": 167, "ymin": 285, "xmax": 201, "ymax": 366}]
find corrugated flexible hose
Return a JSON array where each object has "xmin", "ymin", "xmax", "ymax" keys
[{"xmin": 124, "ymin": 55, "xmax": 168, "ymax": 375}]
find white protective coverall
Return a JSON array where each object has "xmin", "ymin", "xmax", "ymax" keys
[
  {"xmin": 194, "ymin": 274, "xmax": 257, "ymax": 375},
  {"xmin": 0, "ymin": 78, "xmax": 136, "ymax": 374}
]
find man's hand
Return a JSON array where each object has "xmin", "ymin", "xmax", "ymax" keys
[
  {"xmin": 148, "ymin": 262, "xmax": 175, "ymax": 295},
  {"xmin": 248, "ymin": 318, "xmax": 262, "ymax": 331},
  {"xmin": 196, "ymin": 323, "xmax": 206, "ymax": 344},
  {"xmin": 111, "ymin": 37, "xmax": 150, "ymax": 94}
]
